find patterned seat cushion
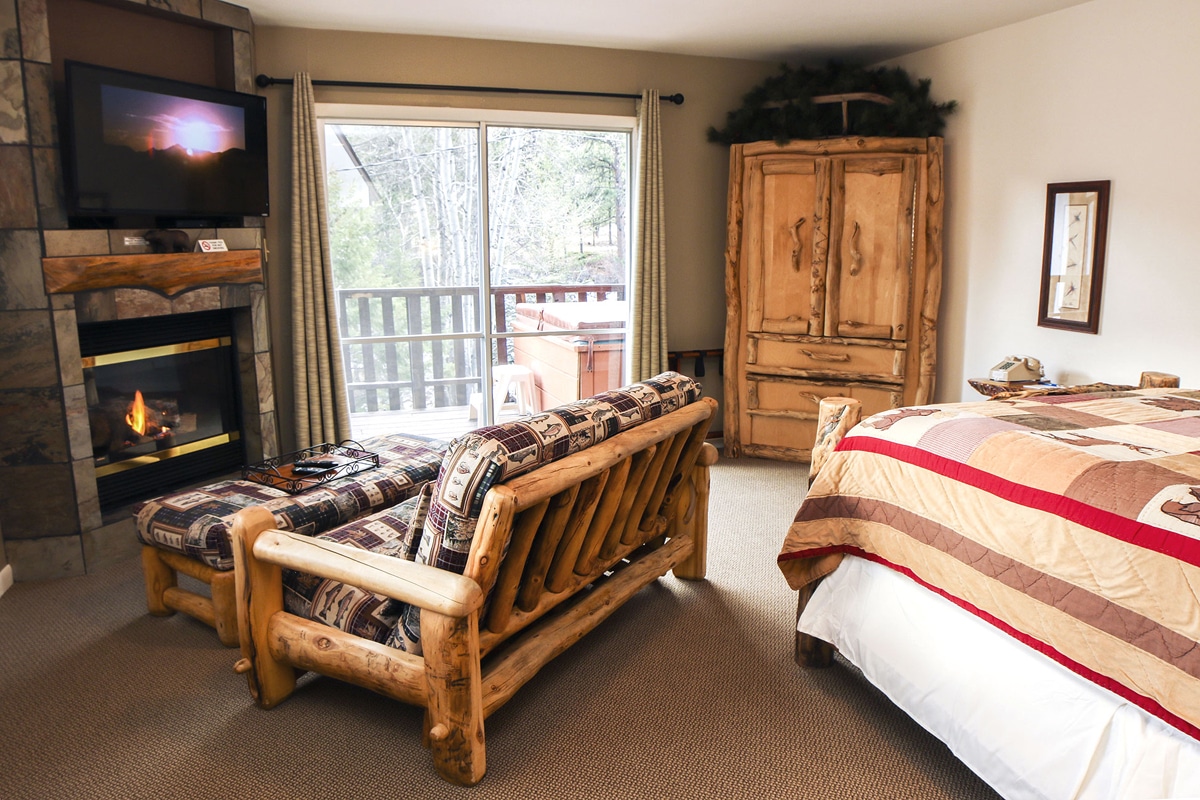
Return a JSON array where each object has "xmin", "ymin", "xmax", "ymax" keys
[
  {"xmin": 134, "ymin": 433, "xmax": 449, "ymax": 570},
  {"xmin": 387, "ymin": 371, "xmax": 702, "ymax": 653},
  {"xmin": 283, "ymin": 485, "xmax": 432, "ymax": 642}
]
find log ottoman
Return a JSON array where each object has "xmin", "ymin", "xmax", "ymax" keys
[{"xmin": 135, "ymin": 433, "xmax": 449, "ymax": 645}]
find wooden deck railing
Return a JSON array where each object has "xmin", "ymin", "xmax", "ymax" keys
[{"xmin": 336, "ymin": 284, "xmax": 625, "ymax": 412}]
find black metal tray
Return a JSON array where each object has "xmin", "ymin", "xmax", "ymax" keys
[{"xmin": 242, "ymin": 441, "xmax": 380, "ymax": 494}]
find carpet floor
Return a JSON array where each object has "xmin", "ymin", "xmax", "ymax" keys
[{"xmin": 0, "ymin": 456, "xmax": 1001, "ymax": 799}]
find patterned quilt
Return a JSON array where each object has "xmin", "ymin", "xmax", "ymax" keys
[{"xmin": 778, "ymin": 388, "xmax": 1200, "ymax": 740}]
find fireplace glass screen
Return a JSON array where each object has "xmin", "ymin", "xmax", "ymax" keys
[{"xmin": 80, "ymin": 310, "xmax": 245, "ymax": 509}]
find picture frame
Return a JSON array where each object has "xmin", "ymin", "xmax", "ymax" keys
[{"xmin": 1037, "ymin": 180, "xmax": 1110, "ymax": 333}]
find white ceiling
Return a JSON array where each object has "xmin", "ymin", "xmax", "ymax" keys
[{"xmin": 239, "ymin": 0, "xmax": 1093, "ymax": 62}]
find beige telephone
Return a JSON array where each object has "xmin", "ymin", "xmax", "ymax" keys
[{"xmin": 990, "ymin": 355, "xmax": 1044, "ymax": 382}]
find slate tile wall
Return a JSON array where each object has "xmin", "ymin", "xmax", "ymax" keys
[{"xmin": 0, "ymin": 0, "xmax": 267, "ymax": 581}]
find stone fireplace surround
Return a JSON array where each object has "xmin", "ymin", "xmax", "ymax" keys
[
  {"xmin": 0, "ymin": 0, "xmax": 268, "ymax": 582},
  {"xmin": 10, "ymin": 230, "xmax": 278, "ymax": 581}
]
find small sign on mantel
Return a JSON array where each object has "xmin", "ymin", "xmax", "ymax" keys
[{"xmin": 195, "ymin": 239, "xmax": 228, "ymax": 253}]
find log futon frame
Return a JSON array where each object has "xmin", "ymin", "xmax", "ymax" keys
[{"xmin": 231, "ymin": 392, "xmax": 718, "ymax": 785}]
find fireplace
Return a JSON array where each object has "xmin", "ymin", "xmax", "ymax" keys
[{"xmin": 79, "ymin": 309, "xmax": 247, "ymax": 510}]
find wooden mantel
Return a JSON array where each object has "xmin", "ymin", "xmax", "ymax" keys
[{"xmin": 42, "ymin": 250, "xmax": 263, "ymax": 297}]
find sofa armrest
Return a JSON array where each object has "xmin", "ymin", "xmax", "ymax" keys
[{"xmin": 253, "ymin": 528, "xmax": 484, "ymax": 619}]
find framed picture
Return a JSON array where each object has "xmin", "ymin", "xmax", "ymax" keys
[{"xmin": 1037, "ymin": 180, "xmax": 1110, "ymax": 333}]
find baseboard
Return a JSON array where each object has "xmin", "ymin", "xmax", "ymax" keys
[{"xmin": 0, "ymin": 564, "xmax": 12, "ymax": 599}]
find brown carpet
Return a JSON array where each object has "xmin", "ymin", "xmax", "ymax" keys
[{"xmin": 0, "ymin": 457, "xmax": 1001, "ymax": 799}]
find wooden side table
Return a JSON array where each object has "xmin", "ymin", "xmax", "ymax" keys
[
  {"xmin": 970, "ymin": 372, "xmax": 1178, "ymax": 398},
  {"xmin": 967, "ymin": 378, "xmax": 1056, "ymax": 397}
]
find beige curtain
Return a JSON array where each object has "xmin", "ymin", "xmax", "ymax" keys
[
  {"xmin": 291, "ymin": 72, "xmax": 351, "ymax": 448},
  {"xmin": 631, "ymin": 89, "xmax": 668, "ymax": 381}
]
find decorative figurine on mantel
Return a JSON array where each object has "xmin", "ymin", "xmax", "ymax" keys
[{"xmin": 144, "ymin": 229, "xmax": 191, "ymax": 254}]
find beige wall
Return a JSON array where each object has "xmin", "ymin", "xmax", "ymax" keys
[
  {"xmin": 890, "ymin": 0, "xmax": 1200, "ymax": 400},
  {"xmin": 254, "ymin": 26, "xmax": 775, "ymax": 449}
]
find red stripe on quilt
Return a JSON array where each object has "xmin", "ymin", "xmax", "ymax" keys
[
  {"xmin": 804, "ymin": 545, "xmax": 1200, "ymax": 742},
  {"xmin": 837, "ymin": 436, "xmax": 1200, "ymax": 568}
]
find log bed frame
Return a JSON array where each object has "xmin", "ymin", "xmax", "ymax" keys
[
  {"xmin": 794, "ymin": 371, "xmax": 1181, "ymax": 668},
  {"xmin": 231, "ymin": 397, "xmax": 718, "ymax": 785}
]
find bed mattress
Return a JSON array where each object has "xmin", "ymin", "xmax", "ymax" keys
[{"xmin": 801, "ymin": 555, "xmax": 1200, "ymax": 800}]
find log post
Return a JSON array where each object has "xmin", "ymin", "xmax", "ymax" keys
[
  {"xmin": 421, "ymin": 610, "xmax": 486, "ymax": 786},
  {"xmin": 150, "ymin": 550, "xmax": 237, "ymax": 645},
  {"xmin": 210, "ymin": 570, "xmax": 239, "ymax": 647},
  {"xmin": 230, "ymin": 506, "xmax": 296, "ymax": 708},
  {"xmin": 673, "ymin": 442, "xmax": 718, "ymax": 580},
  {"xmin": 141, "ymin": 545, "xmax": 176, "ymax": 617},
  {"xmin": 1139, "ymin": 371, "xmax": 1180, "ymax": 389},
  {"xmin": 794, "ymin": 579, "xmax": 834, "ymax": 668}
]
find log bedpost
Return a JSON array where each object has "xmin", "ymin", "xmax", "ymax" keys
[
  {"xmin": 231, "ymin": 505, "xmax": 297, "ymax": 707},
  {"xmin": 796, "ymin": 396, "xmax": 862, "ymax": 667},
  {"xmin": 1139, "ymin": 371, "xmax": 1180, "ymax": 389},
  {"xmin": 794, "ymin": 580, "xmax": 834, "ymax": 668}
]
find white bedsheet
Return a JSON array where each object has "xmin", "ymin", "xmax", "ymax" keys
[{"xmin": 798, "ymin": 555, "xmax": 1200, "ymax": 800}]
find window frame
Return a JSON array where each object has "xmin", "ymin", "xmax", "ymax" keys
[{"xmin": 317, "ymin": 103, "xmax": 636, "ymax": 422}]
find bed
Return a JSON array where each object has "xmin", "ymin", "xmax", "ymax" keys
[{"xmin": 778, "ymin": 385, "xmax": 1200, "ymax": 799}]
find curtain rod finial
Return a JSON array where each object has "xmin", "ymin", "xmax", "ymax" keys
[
  {"xmin": 255, "ymin": 74, "xmax": 273, "ymax": 88},
  {"xmin": 665, "ymin": 93, "xmax": 685, "ymax": 105}
]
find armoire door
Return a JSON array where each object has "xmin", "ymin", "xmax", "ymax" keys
[
  {"xmin": 742, "ymin": 156, "xmax": 832, "ymax": 338},
  {"xmin": 825, "ymin": 156, "xmax": 919, "ymax": 341}
]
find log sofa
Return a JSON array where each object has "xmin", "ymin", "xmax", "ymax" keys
[{"xmin": 230, "ymin": 372, "xmax": 718, "ymax": 785}]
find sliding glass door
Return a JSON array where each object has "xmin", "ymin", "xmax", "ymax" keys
[
  {"xmin": 484, "ymin": 125, "xmax": 629, "ymax": 415},
  {"xmin": 322, "ymin": 109, "xmax": 631, "ymax": 440}
]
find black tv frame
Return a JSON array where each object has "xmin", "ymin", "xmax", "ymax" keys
[{"xmin": 63, "ymin": 60, "xmax": 269, "ymax": 229}]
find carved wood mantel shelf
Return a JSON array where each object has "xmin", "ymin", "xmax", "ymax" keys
[{"xmin": 42, "ymin": 250, "xmax": 264, "ymax": 297}]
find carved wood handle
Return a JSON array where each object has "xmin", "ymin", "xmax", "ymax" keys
[
  {"xmin": 848, "ymin": 221, "xmax": 863, "ymax": 276},
  {"xmin": 799, "ymin": 350, "xmax": 851, "ymax": 363},
  {"xmin": 789, "ymin": 217, "xmax": 807, "ymax": 272}
]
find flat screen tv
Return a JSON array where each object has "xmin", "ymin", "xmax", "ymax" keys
[{"xmin": 64, "ymin": 61, "xmax": 269, "ymax": 225}]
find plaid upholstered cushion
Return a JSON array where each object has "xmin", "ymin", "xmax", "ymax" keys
[
  {"xmin": 283, "ymin": 485, "xmax": 432, "ymax": 642},
  {"xmin": 387, "ymin": 371, "xmax": 702, "ymax": 653},
  {"xmin": 134, "ymin": 433, "xmax": 449, "ymax": 569}
]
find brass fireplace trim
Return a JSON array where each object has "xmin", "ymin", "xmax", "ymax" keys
[
  {"xmin": 82, "ymin": 337, "xmax": 232, "ymax": 369},
  {"xmin": 94, "ymin": 432, "xmax": 242, "ymax": 478}
]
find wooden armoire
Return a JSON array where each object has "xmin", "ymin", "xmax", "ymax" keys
[{"xmin": 723, "ymin": 137, "xmax": 944, "ymax": 461}]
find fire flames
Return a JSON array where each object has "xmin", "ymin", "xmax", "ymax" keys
[
  {"xmin": 126, "ymin": 390, "xmax": 150, "ymax": 435},
  {"xmin": 125, "ymin": 390, "xmax": 171, "ymax": 440}
]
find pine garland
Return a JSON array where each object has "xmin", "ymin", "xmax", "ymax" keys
[{"xmin": 708, "ymin": 61, "xmax": 957, "ymax": 145}]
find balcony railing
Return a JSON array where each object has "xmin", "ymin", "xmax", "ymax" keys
[{"xmin": 336, "ymin": 284, "xmax": 625, "ymax": 413}]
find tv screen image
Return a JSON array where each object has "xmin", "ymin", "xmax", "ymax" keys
[
  {"xmin": 102, "ymin": 85, "xmax": 246, "ymax": 154},
  {"xmin": 65, "ymin": 61, "xmax": 269, "ymax": 222}
]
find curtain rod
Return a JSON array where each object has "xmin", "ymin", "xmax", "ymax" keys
[{"xmin": 254, "ymin": 74, "xmax": 684, "ymax": 105}]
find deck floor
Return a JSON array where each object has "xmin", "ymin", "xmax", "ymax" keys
[{"xmin": 349, "ymin": 403, "xmax": 534, "ymax": 443}]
